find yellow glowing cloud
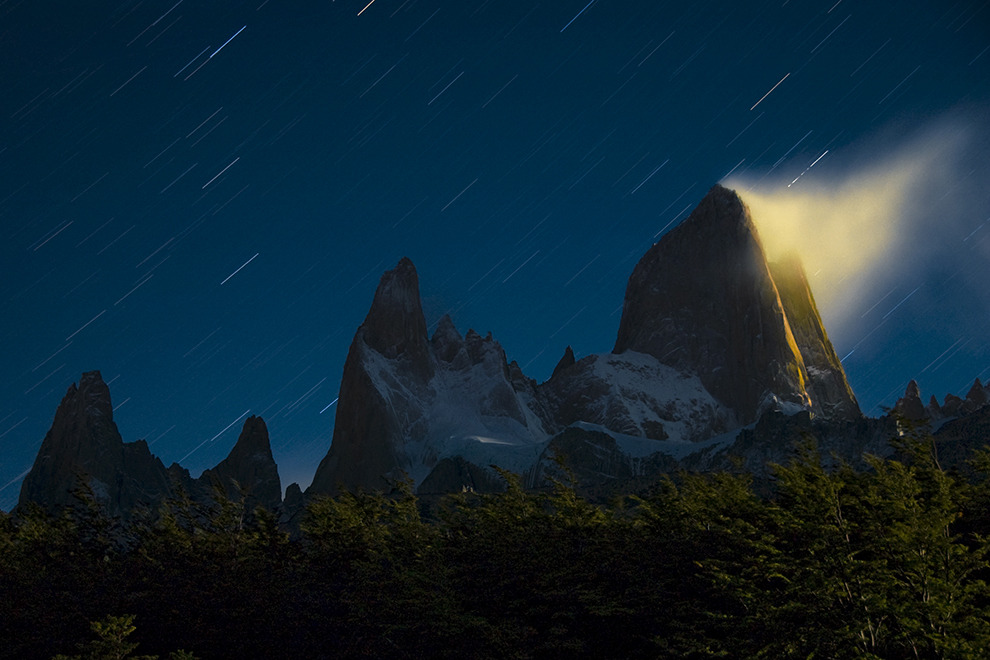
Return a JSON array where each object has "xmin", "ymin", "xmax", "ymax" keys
[{"xmin": 724, "ymin": 121, "xmax": 969, "ymax": 336}]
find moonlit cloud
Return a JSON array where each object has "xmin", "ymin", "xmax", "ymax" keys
[{"xmin": 725, "ymin": 111, "xmax": 990, "ymax": 341}]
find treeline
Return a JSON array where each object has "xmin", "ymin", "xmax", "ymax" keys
[{"xmin": 2, "ymin": 438, "xmax": 990, "ymax": 659}]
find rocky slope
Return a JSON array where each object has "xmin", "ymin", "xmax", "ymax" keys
[
  {"xmin": 308, "ymin": 260, "xmax": 549, "ymax": 496},
  {"xmin": 18, "ymin": 372, "xmax": 283, "ymax": 518},
  {"xmin": 310, "ymin": 184, "xmax": 870, "ymax": 496},
  {"xmin": 613, "ymin": 184, "xmax": 811, "ymax": 423},
  {"xmin": 18, "ymin": 371, "xmax": 172, "ymax": 516},
  {"xmin": 18, "ymin": 185, "xmax": 990, "ymax": 514}
]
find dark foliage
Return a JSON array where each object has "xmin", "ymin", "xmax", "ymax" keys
[{"xmin": 2, "ymin": 437, "xmax": 989, "ymax": 659}]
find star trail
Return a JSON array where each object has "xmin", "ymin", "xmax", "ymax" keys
[{"xmin": 1, "ymin": 0, "xmax": 988, "ymax": 509}]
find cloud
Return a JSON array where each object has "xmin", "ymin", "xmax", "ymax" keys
[{"xmin": 724, "ymin": 110, "xmax": 990, "ymax": 342}]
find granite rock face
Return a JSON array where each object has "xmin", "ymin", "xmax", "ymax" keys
[
  {"xmin": 18, "ymin": 371, "xmax": 171, "ymax": 516},
  {"xmin": 199, "ymin": 416, "xmax": 282, "ymax": 513},
  {"xmin": 18, "ymin": 373, "xmax": 287, "ymax": 517},
  {"xmin": 307, "ymin": 338, "xmax": 408, "ymax": 495},
  {"xmin": 308, "ymin": 259, "xmax": 548, "ymax": 496},
  {"xmin": 360, "ymin": 256, "xmax": 434, "ymax": 381},
  {"xmin": 308, "ymin": 258, "xmax": 432, "ymax": 495},
  {"xmin": 769, "ymin": 254, "xmax": 860, "ymax": 420},
  {"xmin": 613, "ymin": 184, "xmax": 811, "ymax": 424}
]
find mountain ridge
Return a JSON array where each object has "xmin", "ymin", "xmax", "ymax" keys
[
  {"xmin": 14, "ymin": 185, "xmax": 990, "ymax": 515},
  {"xmin": 17, "ymin": 372, "xmax": 282, "ymax": 518}
]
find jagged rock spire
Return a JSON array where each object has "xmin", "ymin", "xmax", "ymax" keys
[
  {"xmin": 431, "ymin": 313, "xmax": 464, "ymax": 363},
  {"xmin": 966, "ymin": 379, "xmax": 988, "ymax": 409},
  {"xmin": 309, "ymin": 258, "xmax": 433, "ymax": 495},
  {"xmin": 199, "ymin": 415, "xmax": 282, "ymax": 512},
  {"xmin": 18, "ymin": 371, "xmax": 170, "ymax": 516},
  {"xmin": 894, "ymin": 380, "xmax": 928, "ymax": 420},
  {"xmin": 360, "ymin": 257, "xmax": 432, "ymax": 375},
  {"xmin": 770, "ymin": 253, "xmax": 860, "ymax": 419},
  {"xmin": 551, "ymin": 346, "xmax": 576, "ymax": 379},
  {"xmin": 613, "ymin": 184, "xmax": 810, "ymax": 423}
]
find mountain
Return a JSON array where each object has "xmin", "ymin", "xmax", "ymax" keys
[
  {"xmin": 18, "ymin": 372, "xmax": 284, "ymax": 518},
  {"xmin": 18, "ymin": 371, "xmax": 172, "ymax": 516},
  {"xmin": 769, "ymin": 254, "xmax": 860, "ymax": 420},
  {"xmin": 613, "ymin": 184, "xmax": 859, "ymax": 423},
  {"xmin": 17, "ymin": 184, "xmax": 990, "ymax": 515},
  {"xmin": 308, "ymin": 259, "xmax": 549, "ymax": 495},
  {"xmin": 199, "ymin": 415, "xmax": 282, "ymax": 514},
  {"xmin": 308, "ymin": 184, "xmax": 870, "ymax": 497},
  {"xmin": 613, "ymin": 184, "xmax": 810, "ymax": 423}
]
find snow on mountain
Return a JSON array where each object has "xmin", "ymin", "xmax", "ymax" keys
[
  {"xmin": 21, "ymin": 184, "xmax": 916, "ymax": 512},
  {"xmin": 570, "ymin": 420, "xmax": 738, "ymax": 461},
  {"xmin": 613, "ymin": 184, "xmax": 813, "ymax": 423},
  {"xmin": 541, "ymin": 350, "xmax": 732, "ymax": 445},
  {"xmin": 357, "ymin": 328, "xmax": 549, "ymax": 485},
  {"xmin": 309, "ymin": 185, "xmax": 872, "ymax": 496}
]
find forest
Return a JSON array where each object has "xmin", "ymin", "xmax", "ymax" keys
[{"xmin": 2, "ymin": 435, "xmax": 989, "ymax": 659}]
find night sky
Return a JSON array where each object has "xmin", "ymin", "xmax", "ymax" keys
[{"xmin": 2, "ymin": 0, "xmax": 988, "ymax": 510}]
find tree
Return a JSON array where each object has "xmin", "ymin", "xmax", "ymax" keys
[
  {"xmin": 52, "ymin": 613, "xmax": 196, "ymax": 660},
  {"xmin": 301, "ymin": 479, "xmax": 461, "ymax": 656},
  {"xmin": 860, "ymin": 437, "xmax": 990, "ymax": 657},
  {"xmin": 770, "ymin": 435, "xmax": 990, "ymax": 658},
  {"xmin": 771, "ymin": 443, "xmax": 889, "ymax": 657}
]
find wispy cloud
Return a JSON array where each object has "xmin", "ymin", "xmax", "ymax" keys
[{"xmin": 725, "ymin": 110, "xmax": 990, "ymax": 343}]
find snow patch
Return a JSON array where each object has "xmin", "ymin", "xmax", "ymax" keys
[
  {"xmin": 757, "ymin": 391, "xmax": 812, "ymax": 418},
  {"xmin": 359, "ymin": 337, "xmax": 548, "ymax": 485},
  {"xmin": 579, "ymin": 351, "xmax": 731, "ymax": 443},
  {"xmin": 571, "ymin": 421, "xmax": 737, "ymax": 460}
]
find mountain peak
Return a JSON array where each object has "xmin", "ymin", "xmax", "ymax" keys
[
  {"xmin": 18, "ymin": 371, "xmax": 123, "ymax": 513},
  {"xmin": 200, "ymin": 415, "xmax": 281, "ymax": 511},
  {"xmin": 906, "ymin": 379, "xmax": 922, "ymax": 399},
  {"xmin": 18, "ymin": 371, "xmax": 171, "ymax": 516},
  {"xmin": 227, "ymin": 415, "xmax": 274, "ymax": 461},
  {"xmin": 360, "ymin": 257, "xmax": 430, "ymax": 363},
  {"xmin": 551, "ymin": 346, "xmax": 576, "ymax": 379},
  {"xmin": 966, "ymin": 379, "xmax": 988, "ymax": 407},
  {"xmin": 680, "ymin": 184, "xmax": 753, "ymax": 238},
  {"xmin": 432, "ymin": 313, "xmax": 460, "ymax": 341},
  {"xmin": 894, "ymin": 380, "xmax": 928, "ymax": 421},
  {"xmin": 614, "ymin": 184, "xmax": 809, "ymax": 423},
  {"xmin": 700, "ymin": 182, "xmax": 746, "ymax": 213},
  {"xmin": 73, "ymin": 370, "xmax": 115, "ymax": 420},
  {"xmin": 309, "ymin": 259, "xmax": 433, "ymax": 496}
]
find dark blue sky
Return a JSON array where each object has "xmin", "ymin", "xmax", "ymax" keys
[{"xmin": 2, "ymin": 0, "xmax": 988, "ymax": 509}]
